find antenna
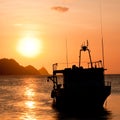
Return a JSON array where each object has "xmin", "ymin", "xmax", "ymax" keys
[
  {"xmin": 66, "ymin": 38, "xmax": 68, "ymax": 68},
  {"xmin": 100, "ymin": 0, "xmax": 105, "ymax": 68}
]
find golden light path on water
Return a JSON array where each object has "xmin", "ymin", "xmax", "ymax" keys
[
  {"xmin": 20, "ymin": 84, "xmax": 37, "ymax": 120},
  {"xmin": 18, "ymin": 77, "xmax": 56, "ymax": 120}
]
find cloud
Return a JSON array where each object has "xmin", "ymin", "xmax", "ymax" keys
[{"xmin": 51, "ymin": 6, "xmax": 69, "ymax": 13}]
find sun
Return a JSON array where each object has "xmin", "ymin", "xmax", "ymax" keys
[{"xmin": 17, "ymin": 36, "xmax": 42, "ymax": 58}]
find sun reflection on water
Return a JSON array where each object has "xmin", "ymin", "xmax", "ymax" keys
[
  {"xmin": 24, "ymin": 87, "xmax": 35, "ymax": 99},
  {"xmin": 25, "ymin": 101, "xmax": 35, "ymax": 109},
  {"xmin": 20, "ymin": 83, "xmax": 37, "ymax": 120},
  {"xmin": 18, "ymin": 77, "xmax": 57, "ymax": 120}
]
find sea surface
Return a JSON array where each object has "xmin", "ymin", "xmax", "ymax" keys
[{"xmin": 0, "ymin": 74, "xmax": 120, "ymax": 120}]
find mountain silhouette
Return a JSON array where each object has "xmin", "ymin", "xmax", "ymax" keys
[
  {"xmin": 25, "ymin": 65, "xmax": 41, "ymax": 75},
  {"xmin": 0, "ymin": 58, "xmax": 49, "ymax": 75},
  {"xmin": 39, "ymin": 67, "xmax": 49, "ymax": 75}
]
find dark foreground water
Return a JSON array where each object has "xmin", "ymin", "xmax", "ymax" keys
[{"xmin": 0, "ymin": 74, "xmax": 120, "ymax": 120}]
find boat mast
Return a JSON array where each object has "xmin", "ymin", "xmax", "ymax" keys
[{"xmin": 100, "ymin": 0, "xmax": 105, "ymax": 68}]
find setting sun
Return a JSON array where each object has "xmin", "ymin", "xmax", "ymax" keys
[{"xmin": 17, "ymin": 36, "xmax": 42, "ymax": 58}]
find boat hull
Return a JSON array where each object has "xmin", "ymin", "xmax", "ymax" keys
[{"xmin": 52, "ymin": 86, "xmax": 111, "ymax": 111}]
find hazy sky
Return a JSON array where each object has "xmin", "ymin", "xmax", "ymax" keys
[{"xmin": 0, "ymin": 0, "xmax": 120, "ymax": 74}]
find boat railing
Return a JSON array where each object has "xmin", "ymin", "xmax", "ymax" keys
[{"xmin": 88, "ymin": 60, "xmax": 103, "ymax": 68}]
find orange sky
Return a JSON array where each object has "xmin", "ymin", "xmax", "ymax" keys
[{"xmin": 0, "ymin": 0, "xmax": 120, "ymax": 74}]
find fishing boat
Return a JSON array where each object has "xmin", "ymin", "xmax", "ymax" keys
[{"xmin": 47, "ymin": 41, "xmax": 111, "ymax": 111}]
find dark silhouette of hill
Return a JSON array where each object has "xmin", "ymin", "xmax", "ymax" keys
[
  {"xmin": 0, "ymin": 58, "xmax": 49, "ymax": 75},
  {"xmin": 25, "ymin": 65, "xmax": 41, "ymax": 75},
  {"xmin": 39, "ymin": 67, "xmax": 49, "ymax": 75}
]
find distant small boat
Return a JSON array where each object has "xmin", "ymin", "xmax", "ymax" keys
[{"xmin": 47, "ymin": 41, "xmax": 111, "ymax": 111}]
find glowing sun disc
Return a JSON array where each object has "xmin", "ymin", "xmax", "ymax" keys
[{"xmin": 17, "ymin": 37, "xmax": 42, "ymax": 57}]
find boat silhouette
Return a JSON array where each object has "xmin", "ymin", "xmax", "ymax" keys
[{"xmin": 47, "ymin": 41, "xmax": 111, "ymax": 111}]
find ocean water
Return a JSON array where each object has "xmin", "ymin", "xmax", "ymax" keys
[{"xmin": 0, "ymin": 74, "xmax": 120, "ymax": 120}]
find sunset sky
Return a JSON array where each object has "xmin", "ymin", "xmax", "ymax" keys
[{"xmin": 0, "ymin": 0, "xmax": 120, "ymax": 74}]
